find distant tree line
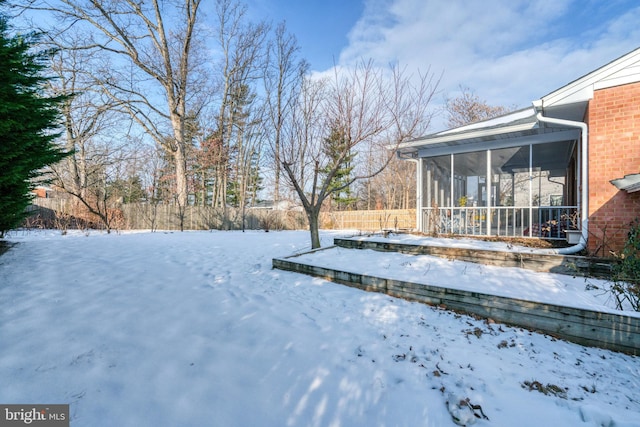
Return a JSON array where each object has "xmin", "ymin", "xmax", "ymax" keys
[
  {"xmin": 5, "ymin": 0, "xmax": 440, "ymax": 246},
  {"xmin": 4, "ymin": 0, "xmax": 511, "ymax": 247}
]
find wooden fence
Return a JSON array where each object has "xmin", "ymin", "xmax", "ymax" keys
[
  {"xmin": 28, "ymin": 198, "xmax": 416, "ymax": 232},
  {"xmin": 320, "ymin": 209, "xmax": 416, "ymax": 231}
]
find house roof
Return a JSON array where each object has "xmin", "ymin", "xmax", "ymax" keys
[
  {"xmin": 397, "ymin": 46, "xmax": 640, "ymax": 158},
  {"xmin": 396, "ymin": 107, "xmax": 579, "ymax": 158}
]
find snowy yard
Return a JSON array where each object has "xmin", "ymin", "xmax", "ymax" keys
[{"xmin": 0, "ymin": 230, "xmax": 638, "ymax": 426}]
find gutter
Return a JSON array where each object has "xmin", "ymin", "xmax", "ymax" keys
[
  {"xmin": 533, "ymin": 101, "xmax": 588, "ymax": 255},
  {"xmin": 394, "ymin": 121, "xmax": 537, "ymax": 151}
]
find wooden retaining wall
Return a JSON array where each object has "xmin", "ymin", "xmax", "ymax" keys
[
  {"xmin": 334, "ymin": 238, "xmax": 616, "ymax": 278},
  {"xmin": 273, "ymin": 251, "xmax": 640, "ymax": 356}
]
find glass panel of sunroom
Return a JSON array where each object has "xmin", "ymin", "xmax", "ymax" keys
[
  {"xmin": 531, "ymin": 140, "xmax": 576, "ymax": 238},
  {"xmin": 531, "ymin": 141, "xmax": 574, "ymax": 206},
  {"xmin": 490, "ymin": 146, "xmax": 530, "ymax": 237},
  {"xmin": 492, "ymin": 146, "xmax": 530, "ymax": 207},
  {"xmin": 453, "ymin": 151, "xmax": 486, "ymax": 207},
  {"xmin": 452, "ymin": 151, "xmax": 488, "ymax": 235},
  {"xmin": 423, "ymin": 155, "xmax": 451, "ymax": 208},
  {"xmin": 422, "ymin": 155, "xmax": 451, "ymax": 235}
]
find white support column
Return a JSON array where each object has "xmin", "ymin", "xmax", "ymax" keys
[
  {"xmin": 486, "ymin": 150, "xmax": 492, "ymax": 236},
  {"xmin": 576, "ymin": 139, "xmax": 582, "ymax": 227},
  {"xmin": 450, "ymin": 154, "xmax": 454, "ymax": 208},
  {"xmin": 416, "ymin": 158, "xmax": 423, "ymax": 231},
  {"xmin": 528, "ymin": 144, "xmax": 533, "ymax": 237}
]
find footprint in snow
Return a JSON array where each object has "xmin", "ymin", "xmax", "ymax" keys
[{"xmin": 70, "ymin": 349, "xmax": 95, "ymax": 366}]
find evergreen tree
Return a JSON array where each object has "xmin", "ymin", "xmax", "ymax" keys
[
  {"xmin": 322, "ymin": 125, "xmax": 357, "ymax": 210},
  {"xmin": 0, "ymin": 8, "xmax": 67, "ymax": 236},
  {"xmin": 107, "ymin": 175, "xmax": 146, "ymax": 204}
]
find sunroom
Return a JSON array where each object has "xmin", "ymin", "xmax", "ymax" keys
[{"xmin": 397, "ymin": 106, "xmax": 585, "ymax": 243}]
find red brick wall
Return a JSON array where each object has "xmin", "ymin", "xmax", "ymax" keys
[{"xmin": 586, "ymin": 81, "xmax": 640, "ymax": 255}]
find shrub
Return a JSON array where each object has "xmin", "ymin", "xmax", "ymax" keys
[{"xmin": 610, "ymin": 219, "xmax": 640, "ymax": 311}]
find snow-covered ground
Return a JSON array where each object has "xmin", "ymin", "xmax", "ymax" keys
[
  {"xmin": 0, "ymin": 229, "xmax": 638, "ymax": 427},
  {"xmin": 291, "ymin": 235, "xmax": 640, "ymax": 315}
]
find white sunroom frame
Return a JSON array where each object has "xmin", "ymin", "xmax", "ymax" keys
[
  {"xmin": 398, "ymin": 106, "xmax": 585, "ymax": 246},
  {"xmin": 397, "ymin": 47, "xmax": 640, "ymax": 254}
]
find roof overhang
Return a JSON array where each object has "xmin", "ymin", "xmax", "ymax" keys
[
  {"xmin": 611, "ymin": 173, "xmax": 640, "ymax": 193},
  {"xmin": 534, "ymin": 100, "xmax": 589, "ymax": 122},
  {"xmin": 397, "ymin": 107, "xmax": 580, "ymax": 158}
]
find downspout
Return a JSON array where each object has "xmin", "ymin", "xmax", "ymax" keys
[{"xmin": 533, "ymin": 102, "xmax": 588, "ymax": 255}]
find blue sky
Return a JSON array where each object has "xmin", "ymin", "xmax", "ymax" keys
[
  {"xmin": 252, "ymin": 0, "xmax": 364, "ymax": 70},
  {"xmin": 253, "ymin": 0, "xmax": 640, "ymax": 130}
]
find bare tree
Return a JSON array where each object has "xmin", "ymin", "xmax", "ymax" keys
[
  {"xmin": 48, "ymin": 35, "xmax": 115, "ymax": 199},
  {"xmin": 209, "ymin": 0, "xmax": 268, "ymax": 211},
  {"xmin": 45, "ymin": 33, "xmax": 133, "ymax": 232},
  {"xmin": 135, "ymin": 145, "xmax": 173, "ymax": 231},
  {"xmin": 445, "ymin": 85, "xmax": 514, "ymax": 128},
  {"xmin": 280, "ymin": 61, "xmax": 439, "ymax": 248},
  {"xmin": 283, "ymin": 76, "xmax": 328, "ymax": 203},
  {"xmin": 263, "ymin": 22, "xmax": 307, "ymax": 205},
  {"xmin": 52, "ymin": 136, "xmax": 136, "ymax": 233},
  {"xmin": 359, "ymin": 154, "xmax": 416, "ymax": 210},
  {"xmin": 20, "ymin": 0, "xmax": 205, "ymax": 214}
]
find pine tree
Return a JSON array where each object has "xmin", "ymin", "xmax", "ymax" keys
[
  {"xmin": 322, "ymin": 125, "xmax": 357, "ymax": 210},
  {"xmin": 0, "ymin": 9, "xmax": 67, "ymax": 236}
]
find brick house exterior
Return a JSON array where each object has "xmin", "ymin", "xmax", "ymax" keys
[
  {"xmin": 586, "ymin": 81, "xmax": 640, "ymax": 255},
  {"xmin": 397, "ymin": 48, "xmax": 640, "ymax": 256}
]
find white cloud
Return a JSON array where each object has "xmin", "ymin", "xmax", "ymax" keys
[{"xmin": 336, "ymin": 0, "xmax": 640, "ymax": 130}]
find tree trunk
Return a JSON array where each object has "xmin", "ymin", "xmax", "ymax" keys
[
  {"xmin": 307, "ymin": 207, "xmax": 321, "ymax": 249},
  {"xmin": 174, "ymin": 143, "xmax": 188, "ymax": 231},
  {"xmin": 174, "ymin": 147, "xmax": 187, "ymax": 205},
  {"xmin": 274, "ymin": 149, "xmax": 280, "ymax": 205}
]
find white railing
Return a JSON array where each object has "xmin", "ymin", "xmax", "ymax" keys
[{"xmin": 422, "ymin": 206, "xmax": 579, "ymax": 239}]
